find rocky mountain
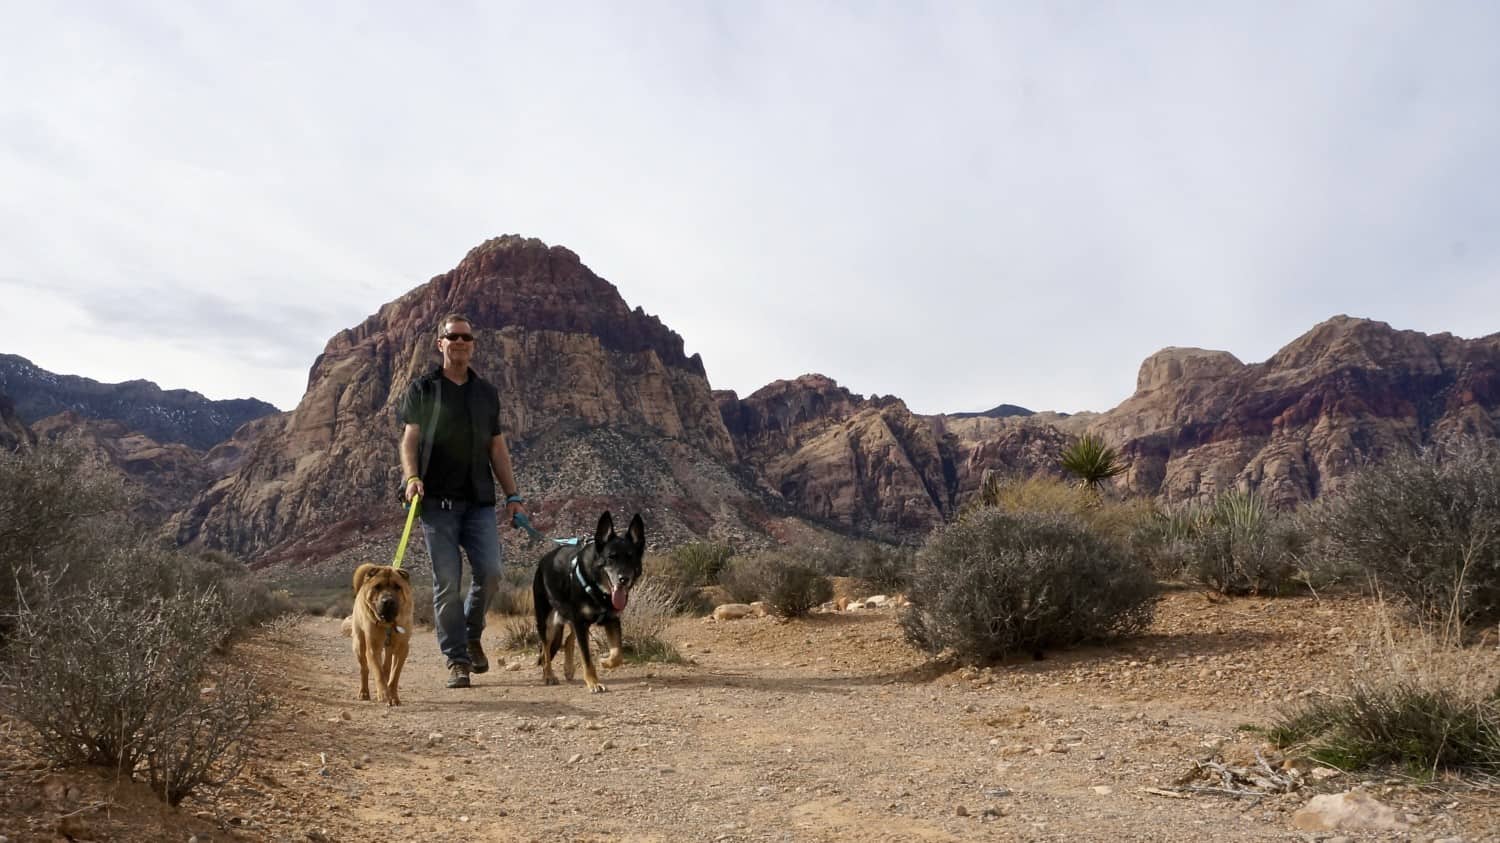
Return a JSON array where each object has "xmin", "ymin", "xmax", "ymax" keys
[
  {"xmin": 32, "ymin": 231, "xmax": 1479, "ymax": 561},
  {"xmin": 0, "ymin": 354, "xmax": 280, "ymax": 450},
  {"xmin": 28, "ymin": 412, "xmax": 221, "ymax": 524},
  {"xmin": 1091, "ymin": 315, "xmax": 1500, "ymax": 506},
  {"xmin": 0, "ymin": 392, "xmax": 35, "ymax": 451},
  {"xmin": 171, "ymin": 235, "xmax": 784, "ymax": 562},
  {"xmin": 716, "ymin": 316, "xmax": 1500, "ymax": 529},
  {"xmin": 715, "ymin": 376, "xmax": 1072, "ymax": 536}
]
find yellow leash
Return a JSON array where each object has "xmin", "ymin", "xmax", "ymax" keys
[{"xmin": 393, "ymin": 494, "xmax": 421, "ymax": 569}]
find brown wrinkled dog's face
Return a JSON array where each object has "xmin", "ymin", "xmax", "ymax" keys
[{"xmin": 353, "ymin": 564, "xmax": 412, "ymax": 623}]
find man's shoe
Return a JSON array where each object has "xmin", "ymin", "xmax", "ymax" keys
[
  {"xmin": 446, "ymin": 663, "xmax": 471, "ymax": 689},
  {"xmin": 468, "ymin": 639, "xmax": 489, "ymax": 674}
]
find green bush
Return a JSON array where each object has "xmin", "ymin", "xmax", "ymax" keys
[
  {"xmin": 719, "ymin": 554, "xmax": 832, "ymax": 618},
  {"xmin": 1142, "ymin": 491, "xmax": 1307, "ymax": 594},
  {"xmin": 901, "ymin": 508, "xmax": 1158, "ymax": 663},
  {"xmin": 1269, "ymin": 683, "xmax": 1500, "ymax": 775},
  {"xmin": 643, "ymin": 554, "xmax": 712, "ymax": 615},
  {"xmin": 667, "ymin": 542, "xmax": 733, "ymax": 586},
  {"xmin": 1310, "ymin": 442, "xmax": 1500, "ymax": 627}
]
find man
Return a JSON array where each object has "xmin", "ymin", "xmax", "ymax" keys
[{"xmin": 399, "ymin": 313, "xmax": 526, "ymax": 688}]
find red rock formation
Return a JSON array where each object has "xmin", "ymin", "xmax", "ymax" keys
[
  {"xmin": 1090, "ymin": 316, "xmax": 1500, "ymax": 506},
  {"xmin": 175, "ymin": 236, "xmax": 750, "ymax": 560}
]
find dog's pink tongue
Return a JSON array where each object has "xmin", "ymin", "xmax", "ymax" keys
[{"xmin": 611, "ymin": 586, "xmax": 629, "ymax": 611}]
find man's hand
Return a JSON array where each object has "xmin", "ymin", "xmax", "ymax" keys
[{"xmin": 404, "ymin": 477, "xmax": 425, "ymax": 502}]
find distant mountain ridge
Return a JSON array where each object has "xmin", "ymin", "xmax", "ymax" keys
[
  {"xmin": 946, "ymin": 403, "xmax": 1035, "ymax": 420},
  {"xmin": 10, "ymin": 236, "xmax": 1499, "ymax": 566},
  {"xmin": 0, "ymin": 353, "xmax": 280, "ymax": 450}
]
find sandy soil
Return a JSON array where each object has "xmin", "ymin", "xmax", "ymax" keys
[{"xmin": 3, "ymin": 591, "xmax": 1499, "ymax": 842}]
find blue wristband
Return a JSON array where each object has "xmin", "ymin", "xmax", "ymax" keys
[{"xmin": 505, "ymin": 494, "xmax": 525, "ymax": 504}]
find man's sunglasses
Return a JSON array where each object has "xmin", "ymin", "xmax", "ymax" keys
[{"xmin": 442, "ymin": 333, "xmax": 475, "ymax": 342}]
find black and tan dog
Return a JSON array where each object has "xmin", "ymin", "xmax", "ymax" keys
[
  {"xmin": 341, "ymin": 563, "xmax": 414, "ymax": 706},
  {"xmin": 533, "ymin": 511, "xmax": 644, "ymax": 693}
]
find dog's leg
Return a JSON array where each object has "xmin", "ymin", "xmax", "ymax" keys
[
  {"xmin": 367, "ymin": 635, "xmax": 390, "ymax": 703},
  {"xmin": 575, "ymin": 622, "xmax": 606, "ymax": 693},
  {"xmin": 562, "ymin": 624, "xmax": 577, "ymax": 681},
  {"xmin": 387, "ymin": 633, "xmax": 408, "ymax": 706},
  {"xmin": 600, "ymin": 618, "xmax": 624, "ymax": 669},
  {"xmin": 541, "ymin": 612, "xmax": 566, "ymax": 686},
  {"xmin": 354, "ymin": 627, "xmax": 371, "ymax": 701}
]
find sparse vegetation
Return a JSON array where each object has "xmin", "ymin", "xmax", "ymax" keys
[
  {"xmin": 0, "ymin": 579, "xmax": 272, "ymax": 805},
  {"xmin": 668, "ymin": 541, "xmax": 734, "ymax": 586},
  {"xmin": 1267, "ymin": 600, "xmax": 1500, "ymax": 776},
  {"xmin": 719, "ymin": 554, "xmax": 832, "ymax": 618},
  {"xmin": 976, "ymin": 474, "xmax": 1156, "ymax": 559},
  {"xmin": 1270, "ymin": 684, "xmax": 1500, "ymax": 776},
  {"xmin": 902, "ymin": 508, "xmax": 1158, "ymax": 664},
  {"xmin": 0, "ymin": 439, "xmax": 282, "ymax": 805},
  {"xmin": 1308, "ymin": 441, "xmax": 1500, "ymax": 629},
  {"xmin": 1142, "ymin": 490, "xmax": 1307, "ymax": 595}
]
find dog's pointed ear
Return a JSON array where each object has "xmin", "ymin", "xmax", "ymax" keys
[
  {"xmin": 594, "ymin": 511, "xmax": 614, "ymax": 547},
  {"xmin": 627, "ymin": 513, "xmax": 645, "ymax": 551},
  {"xmin": 396, "ymin": 568, "xmax": 411, "ymax": 582},
  {"xmin": 352, "ymin": 563, "xmax": 376, "ymax": 594}
]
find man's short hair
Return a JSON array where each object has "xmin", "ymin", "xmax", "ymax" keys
[{"xmin": 438, "ymin": 313, "xmax": 473, "ymax": 335}]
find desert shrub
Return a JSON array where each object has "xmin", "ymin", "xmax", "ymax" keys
[
  {"xmin": 0, "ymin": 579, "xmax": 272, "ymax": 804},
  {"xmin": 1308, "ymin": 442, "xmax": 1500, "ymax": 628},
  {"xmin": 718, "ymin": 554, "xmax": 770, "ymax": 604},
  {"xmin": 0, "ymin": 441, "xmax": 128, "ymax": 634},
  {"xmin": 588, "ymin": 579, "xmax": 685, "ymax": 663},
  {"xmin": 845, "ymin": 541, "xmax": 914, "ymax": 593},
  {"xmin": 643, "ymin": 554, "xmax": 711, "ymax": 614},
  {"xmin": 719, "ymin": 554, "xmax": 832, "ymax": 618},
  {"xmin": 1270, "ymin": 684, "xmax": 1500, "ymax": 775},
  {"xmin": 492, "ymin": 584, "xmax": 535, "ymax": 617},
  {"xmin": 792, "ymin": 540, "xmax": 914, "ymax": 594},
  {"xmin": 498, "ymin": 613, "xmax": 539, "ymax": 651},
  {"xmin": 667, "ymin": 541, "xmax": 734, "ymax": 586},
  {"xmin": 978, "ymin": 475, "xmax": 1157, "ymax": 557},
  {"xmin": 1143, "ymin": 491, "xmax": 1307, "ymax": 594},
  {"xmin": 901, "ymin": 508, "xmax": 1158, "ymax": 663},
  {"xmin": 1266, "ymin": 597, "xmax": 1500, "ymax": 776}
]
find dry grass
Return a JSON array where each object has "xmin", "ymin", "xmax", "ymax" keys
[{"xmin": 1269, "ymin": 598, "xmax": 1500, "ymax": 777}]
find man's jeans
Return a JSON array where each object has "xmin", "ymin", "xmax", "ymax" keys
[{"xmin": 418, "ymin": 502, "xmax": 503, "ymax": 668}]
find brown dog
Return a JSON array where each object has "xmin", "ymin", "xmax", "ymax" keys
[{"xmin": 346, "ymin": 563, "xmax": 414, "ymax": 706}]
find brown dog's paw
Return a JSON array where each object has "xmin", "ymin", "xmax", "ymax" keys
[
  {"xmin": 358, "ymin": 688, "xmax": 371, "ymax": 701},
  {"xmin": 587, "ymin": 682, "xmax": 609, "ymax": 694},
  {"xmin": 601, "ymin": 653, "xmax": 623, "ymax": 669},
  {"xmin": 543, "ymin": 671, "xmax": 559, "ymax": 686}
]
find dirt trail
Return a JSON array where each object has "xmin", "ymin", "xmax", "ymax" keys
[{"xmin": 5, "ymin": 593, "xmax": 1498, "ymax": 841}]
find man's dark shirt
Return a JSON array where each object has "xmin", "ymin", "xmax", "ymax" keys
[{"xmin": 398, "ymin": 367, "xmax": 503, "ymax": 505}]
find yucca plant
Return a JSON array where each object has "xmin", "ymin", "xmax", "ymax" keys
[{"xmin": 1060, "ymin": 434, "xmax": 1125, "ymax": 493}]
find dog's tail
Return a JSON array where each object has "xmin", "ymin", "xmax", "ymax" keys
[{"xmin": 340, "ymin": 616, "xmax": 353, "ymax": 638}]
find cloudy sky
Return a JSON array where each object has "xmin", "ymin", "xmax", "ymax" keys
[{"xmin": 3, "ymin": 2, "xmax": 1498, "ymax": 415}]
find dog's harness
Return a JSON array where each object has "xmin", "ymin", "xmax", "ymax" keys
[{"xmin": 567, "ymin": 540, "xmax": 618, "ymax": 619}]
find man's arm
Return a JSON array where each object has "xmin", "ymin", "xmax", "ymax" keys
[
  {"xmin": 400, "ymin": 423, "xmax": 424, "ymax": 501},
  {"xmin": 490, "ymin": 433, "xmax": 525, "ymax": 519}
]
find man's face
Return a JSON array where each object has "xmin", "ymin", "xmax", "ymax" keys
[{"xmin": 438, "ymin": 320, "xmax": 475, "ymax": 367}]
